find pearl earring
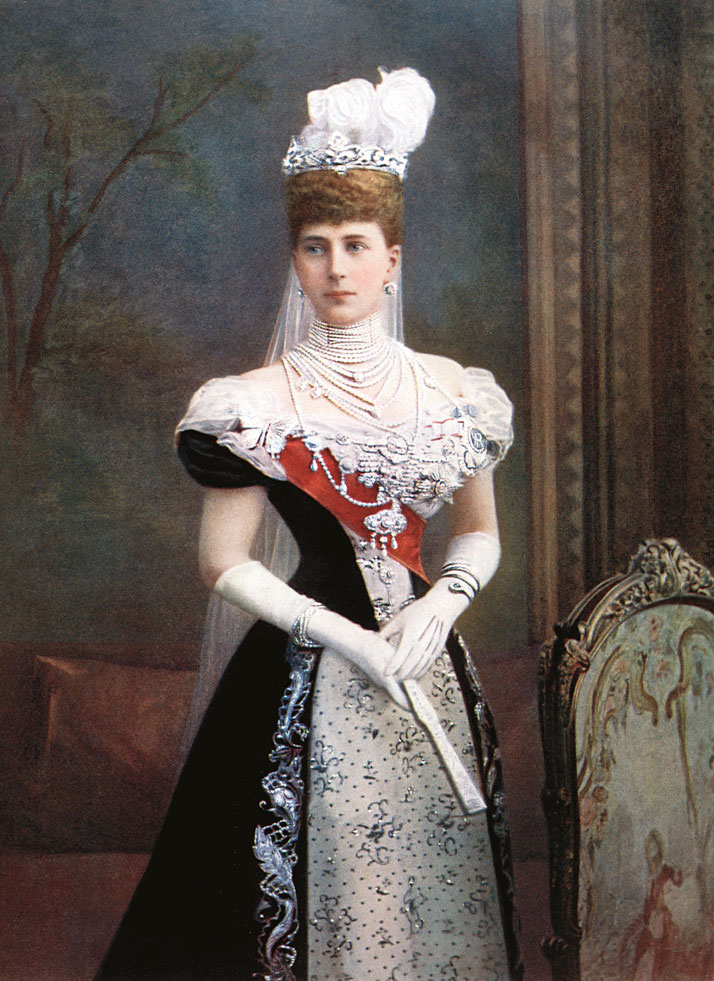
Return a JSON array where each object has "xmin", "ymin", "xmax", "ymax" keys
[
  {"xmin": 297, "ymin": 287, "xmax": 305, "ymax": 298},
  {"xmin": 383, "ymin": 282, "xmax": 397, "ymax": 296}
]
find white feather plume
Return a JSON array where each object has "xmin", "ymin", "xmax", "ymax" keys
[{"xmin": 299, "ymin": 67, "xmax": 435, "ymax": 155}]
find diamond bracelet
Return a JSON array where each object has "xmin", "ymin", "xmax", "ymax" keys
[{"xmin": 290, "ymin": 602, "xmax": 326, "ymax": 649}]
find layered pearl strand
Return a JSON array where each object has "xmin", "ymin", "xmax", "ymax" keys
[
  {"xmin": 302, "ymin": 314, "xmax": 391, "ymax": 384},
  {"xmin": 283, "ymin": 314, "xmax": 410, "ymax": 423},
  {"xmin": 282, "ymin": 314, "xmax": 424, "ymax": 551}
]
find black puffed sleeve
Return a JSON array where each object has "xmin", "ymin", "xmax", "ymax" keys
[{"xmin": 177, "ymin": 430, "xmax": 274, "ymax": 489}]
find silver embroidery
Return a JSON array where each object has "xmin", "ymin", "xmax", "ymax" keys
[
  {"xmin": 309, "ymin": 739, "xmax": 345, "ymax": 797},
  {"xmin": 399, "ymin": 750, "xmax": 428, "ymax": 776},
  {"xmin": 352, "ymin": 799, "xmax": 403, "ymax": 866},
  {"xmin": 376, "ymin": 926, "xmax": 395, "ymax": 946},
  {"xmin": 362, "ymin": 759, "xmax": 379, "ymax": 782},
  {"xmin": 432, "ymin": 652, "xmax": 460, "ymax": 707},
  {"xmin": 389, "ymin": 723, "xmax": 428, "ymax": 772},
  {"xmin": 465, "ymin": 874, "xmax": 494, "ymax": 913},
  {"xmin": 390, "ymin": 720, "xmax": 428, "ymax": 757},
  {"xmin": 343, "ymin": 673, "xmax": 376, "ymax": 715},
  {"xmin": 254, "ymin": 642, "xmax": 317, "ymax": 981},
  {"xmin": 426, "ymin": 794, "xmax": 470, "ymax": 856},
  {"xmin": 436, "ymin": 868, "xmax": 458, "ymax": 887},
  {"xmin": 438, "ymin": 954, "xmax": 461, "ymax": 980},
  {"xmin": 401, "ymin": 875, "xmax": 426, "ymax": 935},
  {"xmin": 353, "ymin": 538, "xmax": 405, "ymax": 625},
  {"xmin": 309, "ymin": 895, "xmax": 356, "ymax": 960},
  {"xmin": 304, "ymin": 491, "xmax": 515, "ymax": 976}
]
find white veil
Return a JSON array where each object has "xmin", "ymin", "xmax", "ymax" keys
[
  {"xmin": 179, "ymin": 263, "xmax": 404, "ymax": 752},
  {"xmin": 179, "ymin": 64, "xmax": 431, "ymax": 752}
]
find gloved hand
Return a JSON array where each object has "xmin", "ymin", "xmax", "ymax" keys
[
  {"xmin": 381, "ymin": 580, "xmax": 468, "ymax": 680},
  {"xmin": 214, "ymin": 560, "xmax": 408, "ymax": 709},
  {"xmin": 381, "ymin": 532, "xmax": 501, "ymax": 681},
  {"xmin": 310, "ymin": 606, "xmax": 409, "ymax": 709}
]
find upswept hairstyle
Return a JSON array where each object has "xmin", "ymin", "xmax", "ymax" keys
[{"xmin": 284, "ymin": 169, "xmax": 403, "ymax": 248}]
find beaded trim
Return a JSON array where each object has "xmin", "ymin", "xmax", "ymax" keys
[{"xmin": 282, "ymin": 134, "xmax": 408, "ymax": 180}]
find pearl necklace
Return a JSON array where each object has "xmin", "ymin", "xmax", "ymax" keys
[
  {"xmin": 284, "ymin": 345, "xmax": 423, "ymax": 439},
  {"xmin": 282, "ymin": 332, "xmax": 427, "ymax": 552},
  {"xmin": 307, "ymin": 314, "xmax": 387, "ymax": 364},
  {"xmin": 284, "ymin": 314, "xmax": 407, "ymax": 420}
]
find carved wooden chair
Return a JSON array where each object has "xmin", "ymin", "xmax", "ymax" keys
[{"xmin": 539, "ymin": 539, "xmax": 714, "ymax": 980}]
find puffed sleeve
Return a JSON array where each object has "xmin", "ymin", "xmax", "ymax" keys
[
  {"xmin": 459, "ymin": 366, "xmax": 514, "ymax": 465},
  {"xmin": 177, "ymin": 430, "xmax": 274, "ymax": 489},
  {"xmin": 175, "ymin": 376, "xmax": 291, "ymax": 485}
]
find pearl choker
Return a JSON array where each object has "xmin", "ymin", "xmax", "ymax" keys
[
  {"xmin": 306, "ymin": 314, "xmax": 386, "ymax": 364},
  {"xmin": 283, "ymin": 312, "xmax": 408, "ymax": 419}
]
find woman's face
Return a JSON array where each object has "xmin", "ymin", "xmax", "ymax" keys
[{"xmin": 292, "ymin": 221, "xmax": 401, "ymax": 327}]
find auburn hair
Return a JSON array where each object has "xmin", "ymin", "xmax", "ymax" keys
[{"xmin": 284, "ymin": 169, "xmax": 403, "ymax": 248}]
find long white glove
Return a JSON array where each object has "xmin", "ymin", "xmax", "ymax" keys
[
  {"xmin": 214, "ymin": 560, "xmax": 409, "ymax": 709},
  {"xmin": 382, "ymin": 532, "xmax": 501, "ymax": 681}
]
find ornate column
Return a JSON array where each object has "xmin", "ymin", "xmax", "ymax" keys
[
  {"xmin": 681, "ymin": 2, "xmax": 714, "ymax": 565},
  {"xmin": 520, "ymin": 0, "xmax": 714, "ymax": 642},
  {"xmin": 520, "ymin": 0, "xmax": 585, "ymax": 641}
]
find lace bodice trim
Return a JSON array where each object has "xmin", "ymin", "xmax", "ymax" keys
[{"xmin": 176, "ymin": 363, "xmax": 513, "ymax": 518}]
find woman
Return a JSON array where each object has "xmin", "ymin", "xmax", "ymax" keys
[{"xmin": 97, "ymin": 67, "xmax": 521, "ymax": 981}]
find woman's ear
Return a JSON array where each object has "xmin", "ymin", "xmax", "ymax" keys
[{"xmin": 386, "ymin": 245, "xmax": 402, "ymax": 280}]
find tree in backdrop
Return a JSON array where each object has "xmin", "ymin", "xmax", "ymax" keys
[{"xmin": 0, "ymin": 16, "xmax": 268, "ymax": 430}]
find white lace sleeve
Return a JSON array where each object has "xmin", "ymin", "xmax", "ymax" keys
[
  {"xmin": 175, "ymin": 376, "xmax": 289, "ymax": 480},
  {"xmin": 459, "ymin": 367, "xmax": 514, "ymax": 464}
]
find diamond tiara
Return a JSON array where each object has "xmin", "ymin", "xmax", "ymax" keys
[
  {"xmin": 282, "ymin": 133, "xmax": 408, "ymax": 180},
  {"xmin": 283, "ymin": 133, "xmax": 408, "ymax": 180},
  {"xmin": 281, "ymin": 68, "xmax": 435, "ymax": 183}
]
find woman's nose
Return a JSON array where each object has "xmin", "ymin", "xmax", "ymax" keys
[{"xmin": 328, "ymin": 250, "xmax": 346, "ymax": 279}]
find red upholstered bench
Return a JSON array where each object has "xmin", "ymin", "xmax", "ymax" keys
[{"xmin": 3, "ymin": 651, "xmax": 196, "ymax": 852}]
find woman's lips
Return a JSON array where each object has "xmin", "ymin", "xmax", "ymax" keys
[{"xmin": 325, "ymin": 291, "xmax": 355, "ymax": 298}]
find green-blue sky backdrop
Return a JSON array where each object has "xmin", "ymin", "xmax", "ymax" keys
[{"xmin": 1, "ymin": 0, "xmax": 525, "ymax": 655}]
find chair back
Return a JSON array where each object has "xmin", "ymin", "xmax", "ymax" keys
[{"xmin": 539, "ymin": 539, "xmax": 714, "ymax": 979}]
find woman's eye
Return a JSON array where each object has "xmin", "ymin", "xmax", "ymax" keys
[
  {"xmin": 347, "ymin": 242, "xmax": 366, "ymax": 253},
  {"xmin": 305, "ymin": 245, "xmax": 323, "ymax": 255}
]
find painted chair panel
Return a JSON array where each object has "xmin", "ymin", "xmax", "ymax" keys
[{"xmin": 540, "ymin": 540, "xmax": 714, "ymax": 980}]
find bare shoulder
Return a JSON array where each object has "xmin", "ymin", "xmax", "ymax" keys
[
  {"xmin": 239, "ymin": 361, "xmax": 286, "ymax": 386},
  {"xmin": 412, "ymin": 351, "xmax": 464, "ymax": 397},
  {"xmin": 237, "ymin": 361, "xmax": 290, "ymax": 396}
]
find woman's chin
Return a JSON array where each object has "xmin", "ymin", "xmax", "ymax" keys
[{"xmin": 313, "ymin": 301, "xmax": 379, "ymax": 327}]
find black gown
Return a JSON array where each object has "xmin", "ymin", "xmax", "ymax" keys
[{"xmin": 96, "ymin": 430, "xmax": 522, "ymax": 981}]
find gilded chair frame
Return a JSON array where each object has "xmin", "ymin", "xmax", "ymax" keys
[{"xmin": 538, "ymin": 538, "xmax": 714, "ymax": 980}]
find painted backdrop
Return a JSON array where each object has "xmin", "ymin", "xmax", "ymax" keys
[{"xmin": 1, "ymin": 0, "xmax": 525, "ymax": 658}]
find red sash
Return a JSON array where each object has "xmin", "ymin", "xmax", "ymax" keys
[{"xmin": 280, "ymin": 437, "xmax": 428, "ymax": 581}]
